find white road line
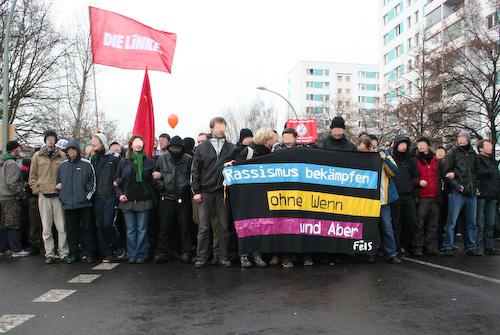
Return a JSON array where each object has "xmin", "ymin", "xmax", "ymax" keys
[
  {"xmin": 0, "ymin": 315, "xmax": 34, "ymax": 333},
  {"xmin": 67, "ymin": 274, "xmax": 101, "ymax": 284},
  {"xmin": 402, "ymin": 257, "xmax": 500, "ymax": 285},
  {"xmin": 92, "ymin": 262, "xmax": 119, "ymax": 270},
  {"xmin": 32, "ymin": 289, "xmax": 76, "ymax": 303}
]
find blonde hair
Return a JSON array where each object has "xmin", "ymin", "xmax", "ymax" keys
[{"xmin": 253, "ymin": 127, "xmax": 275, "ymax": 145}]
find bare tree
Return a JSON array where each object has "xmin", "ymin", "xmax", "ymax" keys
[
  {"xmin": 440, "ymin": 0, "xmax": 500, "ymax": 148},
  {"xmin": 0, "ymin": 0, "xmax": 67, "ymax": 143},
  {"xmin": 223, "ymin": 99, "xmax": 277, "ymax": 142}
]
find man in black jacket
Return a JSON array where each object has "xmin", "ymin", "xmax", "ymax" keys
[
  {"xmin": 314, "ymin": 116, "xmax": 356, "ymax": 151},
  {"xmin": 91, "ymin": 133, "xmax": 124, "ymax": 262},
  {"xmin": 153, "ymin": 136, "xmax": 194, "ymax": 263},
  {"xmin": 191, "ymin": 117, "xmax": 236, "ymax": 268},
  {"xmin": 475, "ymin": 139, "xmax": 500, "ymax": 255},
  {"xmin": 390, "ymin": 135, "xmax": 420, "ymax": 255},
  {"xmin": 56, "ymin": 140, "xmax": 96, "ymax": 263},
  {"xmin": 442, "ymin": 131, "xmax": 481, "ymax": 256}
]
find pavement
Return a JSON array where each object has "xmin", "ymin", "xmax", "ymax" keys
[{"xmin": 1, "ymin": 247, "xmax": 500, "ymax": 335}]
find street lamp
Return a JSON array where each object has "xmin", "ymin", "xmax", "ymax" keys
[
  {"xmin": 257, "ymin": 86, "xmax": 298, "ymax": 120},
  {"xmin": 2, "ymin": 0, "xmax": 17, "ymax": 152}
]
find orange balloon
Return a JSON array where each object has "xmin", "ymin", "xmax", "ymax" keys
[{"xmin": 168, "ymin": 114, "xmax": 179, "ymax": 129}]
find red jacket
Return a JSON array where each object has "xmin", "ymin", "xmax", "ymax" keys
[{"xmin": 416, "ymin": 153, "xmax": 440, "ymax": 198}]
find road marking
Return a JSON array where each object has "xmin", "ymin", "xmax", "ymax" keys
[
  {"xmin": 32, "ymin": 289, "xmax": 76, "ymax": 303},
  {"xmin": 402, "ymin": 257, "xmax": 500, "ymax": 285},
  {"xmin": 67, "ymin": 274, "xmax": 101, "ymax": 284},
  {"xmin": 0, "ymin": 315, "xmax": 34, "ymax": 333},
  {"xmin": 92, "ymin": 262, "xmax": 119, "ymax": 270}
]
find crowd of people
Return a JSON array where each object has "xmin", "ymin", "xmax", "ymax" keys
[{"xmin": 0, "ymin": 115, "xmax": 499, "ymax": 269}]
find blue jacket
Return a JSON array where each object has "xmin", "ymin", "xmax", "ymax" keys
[{"xmin": 57, "ymin": 140, "xmax": 96, "ymax": 210}]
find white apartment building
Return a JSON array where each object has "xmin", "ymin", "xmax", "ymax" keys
[{"xmin": 287, "ymin": 61, "xmax": 381, "ymax": 131}]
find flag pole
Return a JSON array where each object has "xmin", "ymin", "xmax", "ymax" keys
[{"xmin": 92, "ymin": 63, "xmax": 100, "ymax": 132}]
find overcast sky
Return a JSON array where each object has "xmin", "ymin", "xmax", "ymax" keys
[{"xmin": 52, "ymin": 0, "xmax": 379, "ymax": 140}]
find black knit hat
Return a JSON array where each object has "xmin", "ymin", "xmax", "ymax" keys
[
  {"xmin": 183, "ymin": 137, "xmax": 195, "ymax": 152},
  {"xmin": 239, "ymin": 128, "xmax": 253, "ymax": 143},
  {"xmin": 43, "ymin": 130, "xmax": 58, "ymax": 143},
  {"xmin": 417, "ymin": 136, "xmax": 431, "ymax": 146},
  {"xmin": 330, "ymin": 116, "xmax": 346, "ymax": 129},
  {"xmin": 167, "ymin": 136, "xmax": 185, "ymax": 150},
  {"xmin": 6, "ymin": 140, "xmax": 20, "ymax": 152}
]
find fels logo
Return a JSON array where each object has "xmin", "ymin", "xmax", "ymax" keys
[
  {"xmin": 296, "ymin": 123, "xmax": 308, "ymax": 137},
  {"xmin": 353, "ymin": 240, "xmax": 373, "ymax": 251}
]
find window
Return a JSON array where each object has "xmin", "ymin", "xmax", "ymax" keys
[
  {"xmin": 324, "ymin": 69, "xmax": 330, "ymax": 76},
  {"xmin": 306, "ymin": 94, "xmax": 314, "ymax": 100},
  {"xmin": 406, "ymin": 0, "xmax": 411, "ymax": 7},
  {"xmin": 383, "ymin": 33, "xmax": 389, "ymax": 45},
  {"xmin": 325, "ymin": 95, "xmax": 330, "ymax": 101},
  {"xmin": 394, "ymin": 4, "xmax": 400, "ymax": 16},
  {"xmin": 384, "ymin": 14, "xmax": 389, "ymax": 25},
  {"xmin": 337, "ymin": 101, "xmax": 343, "ymax": 108},
  {"xmin": 337, "ymin": 75, "xmax": 343, "ymax": 81},
  {"xmin": 396, "ymin": 24, "xmax": 401, "ymax": 36},
  {"xmin": 345, "ymin": 101, "xmax": 351, "ymax": 107},
  {"xmin": 359, "ymin": 84, "xmax": 366, "ymax": 90},
  {"xmin": 346, "ymin": 89, "xmax": 351, "ymax": 94},
  {"xmin": 338, "ymin": 88, "xmax": 343, "ymax": 94},
  {"xmin": 407, "ymin": 37, "xmax": 412, "ymax": 50},
  {"xmin": 307, "ymin": 69, "xmax": 313, "ymax": 75},
  {"xmin": 414, "ymin": 32, "xmax": 420, "ymax": 45},
  {"xmin": 414, "ymin": 10, "xmax": 419, "ymax": 24},
  {"xmin": 407, "ymin": 16, "xmax": 412, "ymax": 28},
  {"xmin": 306, "ymin": 107, "xmax": 313, "ymax": 114},
  {"xmin": 358, "ymin": 96, "xmax": 366, "ymax": 103},
  {"xmin": 324, "ymin": 82, "xmax": 330, "ymax": 87},
  {"xmin": 407, "ymin": 59, "xmax": 412, "ymax": 71},
  {"xmin": 487, "ymin": 12, "xmax": 498, "ymax": 29},
  {"xmin": 358, "ymin": 71, "xmax": 365, "ymax": 78},
  {"xmin": 345, "ymin": 76, "xmax": 351, "ymax": 82}
]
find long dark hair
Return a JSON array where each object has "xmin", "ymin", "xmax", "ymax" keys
[{"xmin": 126, "ymin": 135, "xmax": 145, "ymax": 159}]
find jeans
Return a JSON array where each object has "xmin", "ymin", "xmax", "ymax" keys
[
  {"xmin": 379, "ymin": 205, "xmax": 398, "ymax": 258},
  {"xmin": 123, "ymin": 210, "xmax": 150, "ymax": 260},
  {"xmin": 95, "ymin": 196, "xmax": 122, "ymax": 258},
  {"xmin": 65, "ymin": 207, "xmax": 96, "ymax": 259},
  {"xmin": 0, "ymin": 228, "xmax": 23, "ymax": 252},
  {"xmin": 443, "ymin": 192, "xmax": 478, "ymax": 251},
  {"xmin": 477, "ymin": 198, "xmax": 497, "ymax": 250}
]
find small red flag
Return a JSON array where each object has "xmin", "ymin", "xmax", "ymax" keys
[
  {"xmin": 286, "ymin": 118, "xmax": 318, "ymax": 144},
  {"xmin": 89, "ymin": 7, "xmax": 177, "ymax": 73},
  {"xmin": 133, "ymin": 70, "xmax": 155, "ymax": 157}
]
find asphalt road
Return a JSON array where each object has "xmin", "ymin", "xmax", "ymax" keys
[{"xmin": 1, "ymin": 249, "xmax": 500, "ymax": 335}]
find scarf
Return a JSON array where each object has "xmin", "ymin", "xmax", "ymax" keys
[{"xmin": 130, "ymin": 152, "xmax": 145, "ymax": 183}]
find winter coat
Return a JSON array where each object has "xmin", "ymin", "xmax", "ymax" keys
[
  {"xmin": 444, "ymin": 144, "xmax": 478, "ymax": 196},
  {"xmin": 416, "ymin": 152, "xmax": 441, "ymax": 198},
  {"xmin": 391, "ymin": 135, "xmax": 420, "ymax": 197},
  {"xmin": 155, "ymin": 152, "xmax": 192, "ymax": 200},
  {"xmin": 0, "ymin": 155, "xmax": 22, "ymax": 201},
  {"xmin": 476, "ymin": 154, "xmax": 500, "ymax": 199},
  {"xmin": 28, "ymin": 146, "xmax": 66, "ymax": 195},
  {"xmin": 314, "ymin": 135, "xmax": 356, "ymax": 151},
  {"xmin": 114, "ymin": 154, "xmax": 155, "ymax": 200}
]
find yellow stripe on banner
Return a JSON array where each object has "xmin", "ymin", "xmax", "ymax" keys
[{"xmin": 267, "ymin": 190, "xmax": 381, "ymax": 217}]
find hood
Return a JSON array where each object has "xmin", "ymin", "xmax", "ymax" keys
[
  {"xmin": 66, "ymin": 139, "xmax": 82, "ymax": 161},
  {"xmin": 167, "ymin": 136, "xmax": 186, "ymax": 155},
  {"xmin": 393, "ymin": 135, "xmax": 411, "ymax": 154},
  {"xmin": 94, "ymin": 133, "xmax": 110, "ymax": 155}
]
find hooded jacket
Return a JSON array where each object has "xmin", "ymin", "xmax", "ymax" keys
[
  {"xmin": 191, "ymin": 136, "xmax": 236, "ymax": 194},
  {"xmin": 314, "ymin": 134, "xmax": 356, "ymax": 151},
  {"xmin": 57, "ymin": 140, "xmax": 96, "ymax": 210},
  {"xmin": 91, "ymin": 133, "xmax": 121, "ymax": 198},
  {"xmin": 444, "ymin": 143, "xmax": 478, "ymax": 196},
  {"xmin": 28, "ymin": 145, "xmax": 66, "ymax": 195},
  {"xmin": 0, "ymin": 154, "xmax": 22, "ymax": 201},
  {"xmin": 416, "ymin": 151, "xmax": 441, "ymax": 198},
  {"xmin": 476, "ymin": 153, "xmax": 500, "ymax": 199},
  {"xmin": 235, "ymin": 142, "xmax": 272, "ymax": 162},
  {"xmin": 391, "ymin": 135, "xmax": 420, "ymax": 197},
  {"xmin": 154, "ymin": 136, "xmax": 193, "ymax": 200}
]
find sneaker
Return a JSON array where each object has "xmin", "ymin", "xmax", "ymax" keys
[
  {"xmin": 85, "ymin": 257, "xmax": 95, "ymax": 263},
  {"xmin": 153, "ymin": 254, "xmax": 168, "ymax": 264},
  {"xmin": 466, "ymin": 249, "xmax": 482, "ymax": 257},
  {"xmin": 282, "ymin": 259, "xmax": 294, "ymax": 268},
  {"xmin": 443, "ymin": 250, "xmax": 454, "ymax": 257},
  {"xmin": 240, "ymin": 256, "xmax": 252, "ymax": 268},
  {"xmin": 45, "ymin": 256, "xmax": 55, "ymax": 264},
  {"xmin": 62, "ymin": 256, "xmax": 75, "ymax": 264},
  {"xmin": 253, "ymin": 254, "xmax": 267, "ymax": 268},
  {"xmin": 485, "ymin": 248, "xmax": 500, "ymax": 256},
  {"xmin": 452, "ymin": 245, "xmax": 459, "ymax": 251},
  {"xmin": 0, "ymin": 250, "xmax": 12, "ymax": 257},
  {"xmin": 303, "ymin": 256, "xmax": 314, "ymax": 266},
  {"xmin": 387, "ymin": 256, "xmax": 402, "ymax": 264},
  {"xmin": 11, "ymin": 250, "xmax": 30, "ymax": 258},
  {"xmin": 128, "ymin": 258, "xmax": 136, "ymax": 264},
  {"xmin": 114, "ymin": 248, "xmax": 127, "ymax": 260},
  {"xmin": 269, "ymin": 255, "xmax": 280, "ymax": 266},
  {"xmin": 220, "ymin": 258, "xmax": 232, "ymax": 268},
  {"xmin": 136, "ymin": 259, "xmax": 145, "ymax": 264},
  {"xmin": 102, "ymin": 256, "xmax": 113, "ymax": 263},
  {"xmin": 367, "ymin": 255, "xmax": 375, "ymax": 264},
  {"xmin": 195, "ymin": 259, "xmax": 207, "ymax": 268},
  {"xmin": 181, "ymin": 253, "xmax": 192, "ymax": 264}
]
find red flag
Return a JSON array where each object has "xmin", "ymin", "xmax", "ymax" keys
[
  {"xmin": 89, "ymin": 7, "xmax": 177, "ymax": 73},
  {"xmin": 133, "ymin": 70, "xmax": 155, "ymax": 157},
  {"xmin": 286, "ymin": 118, "xmax": 318, "ymax": 144}
]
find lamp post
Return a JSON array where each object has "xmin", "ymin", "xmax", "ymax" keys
[
  {"xmin": 2, "ymin": 0, "xmax": 17, "ymax": 152},
  {"xmin": 257, "ymin": 86, "xmax": 298, "ymax": 120}
]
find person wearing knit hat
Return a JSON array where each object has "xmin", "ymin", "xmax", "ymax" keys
[
  {"xmin": 441, "ymin": 130, "xmax": 481, "ymax": 257},
  {"xmin": 314, "ymin": 115, "xmax": 356, "ymax": 151},
  {"xmin": 239, "ymin": 128, "xmax": 253, "ymax": 146},
  {"xmin": 90, "ymin": 133, "xmax": 125, "ymax": 263},
  {"xmin": 417, "ymin": 136, "xmax": 431, "ymax": 147},
  {"xmin": 55, "ymin": 139, "xmax": 68, "ymax": 151},
  {"xmin": 183, "ymin": 137, "xmax": 195, "ymax": 156},
  {"xmin": 29, "ymin": 129, "xmax": 68, "ymax": 264},
  {"xmin": 6, "ymin": 140, "xmax": 20, "ymax": 153}
]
